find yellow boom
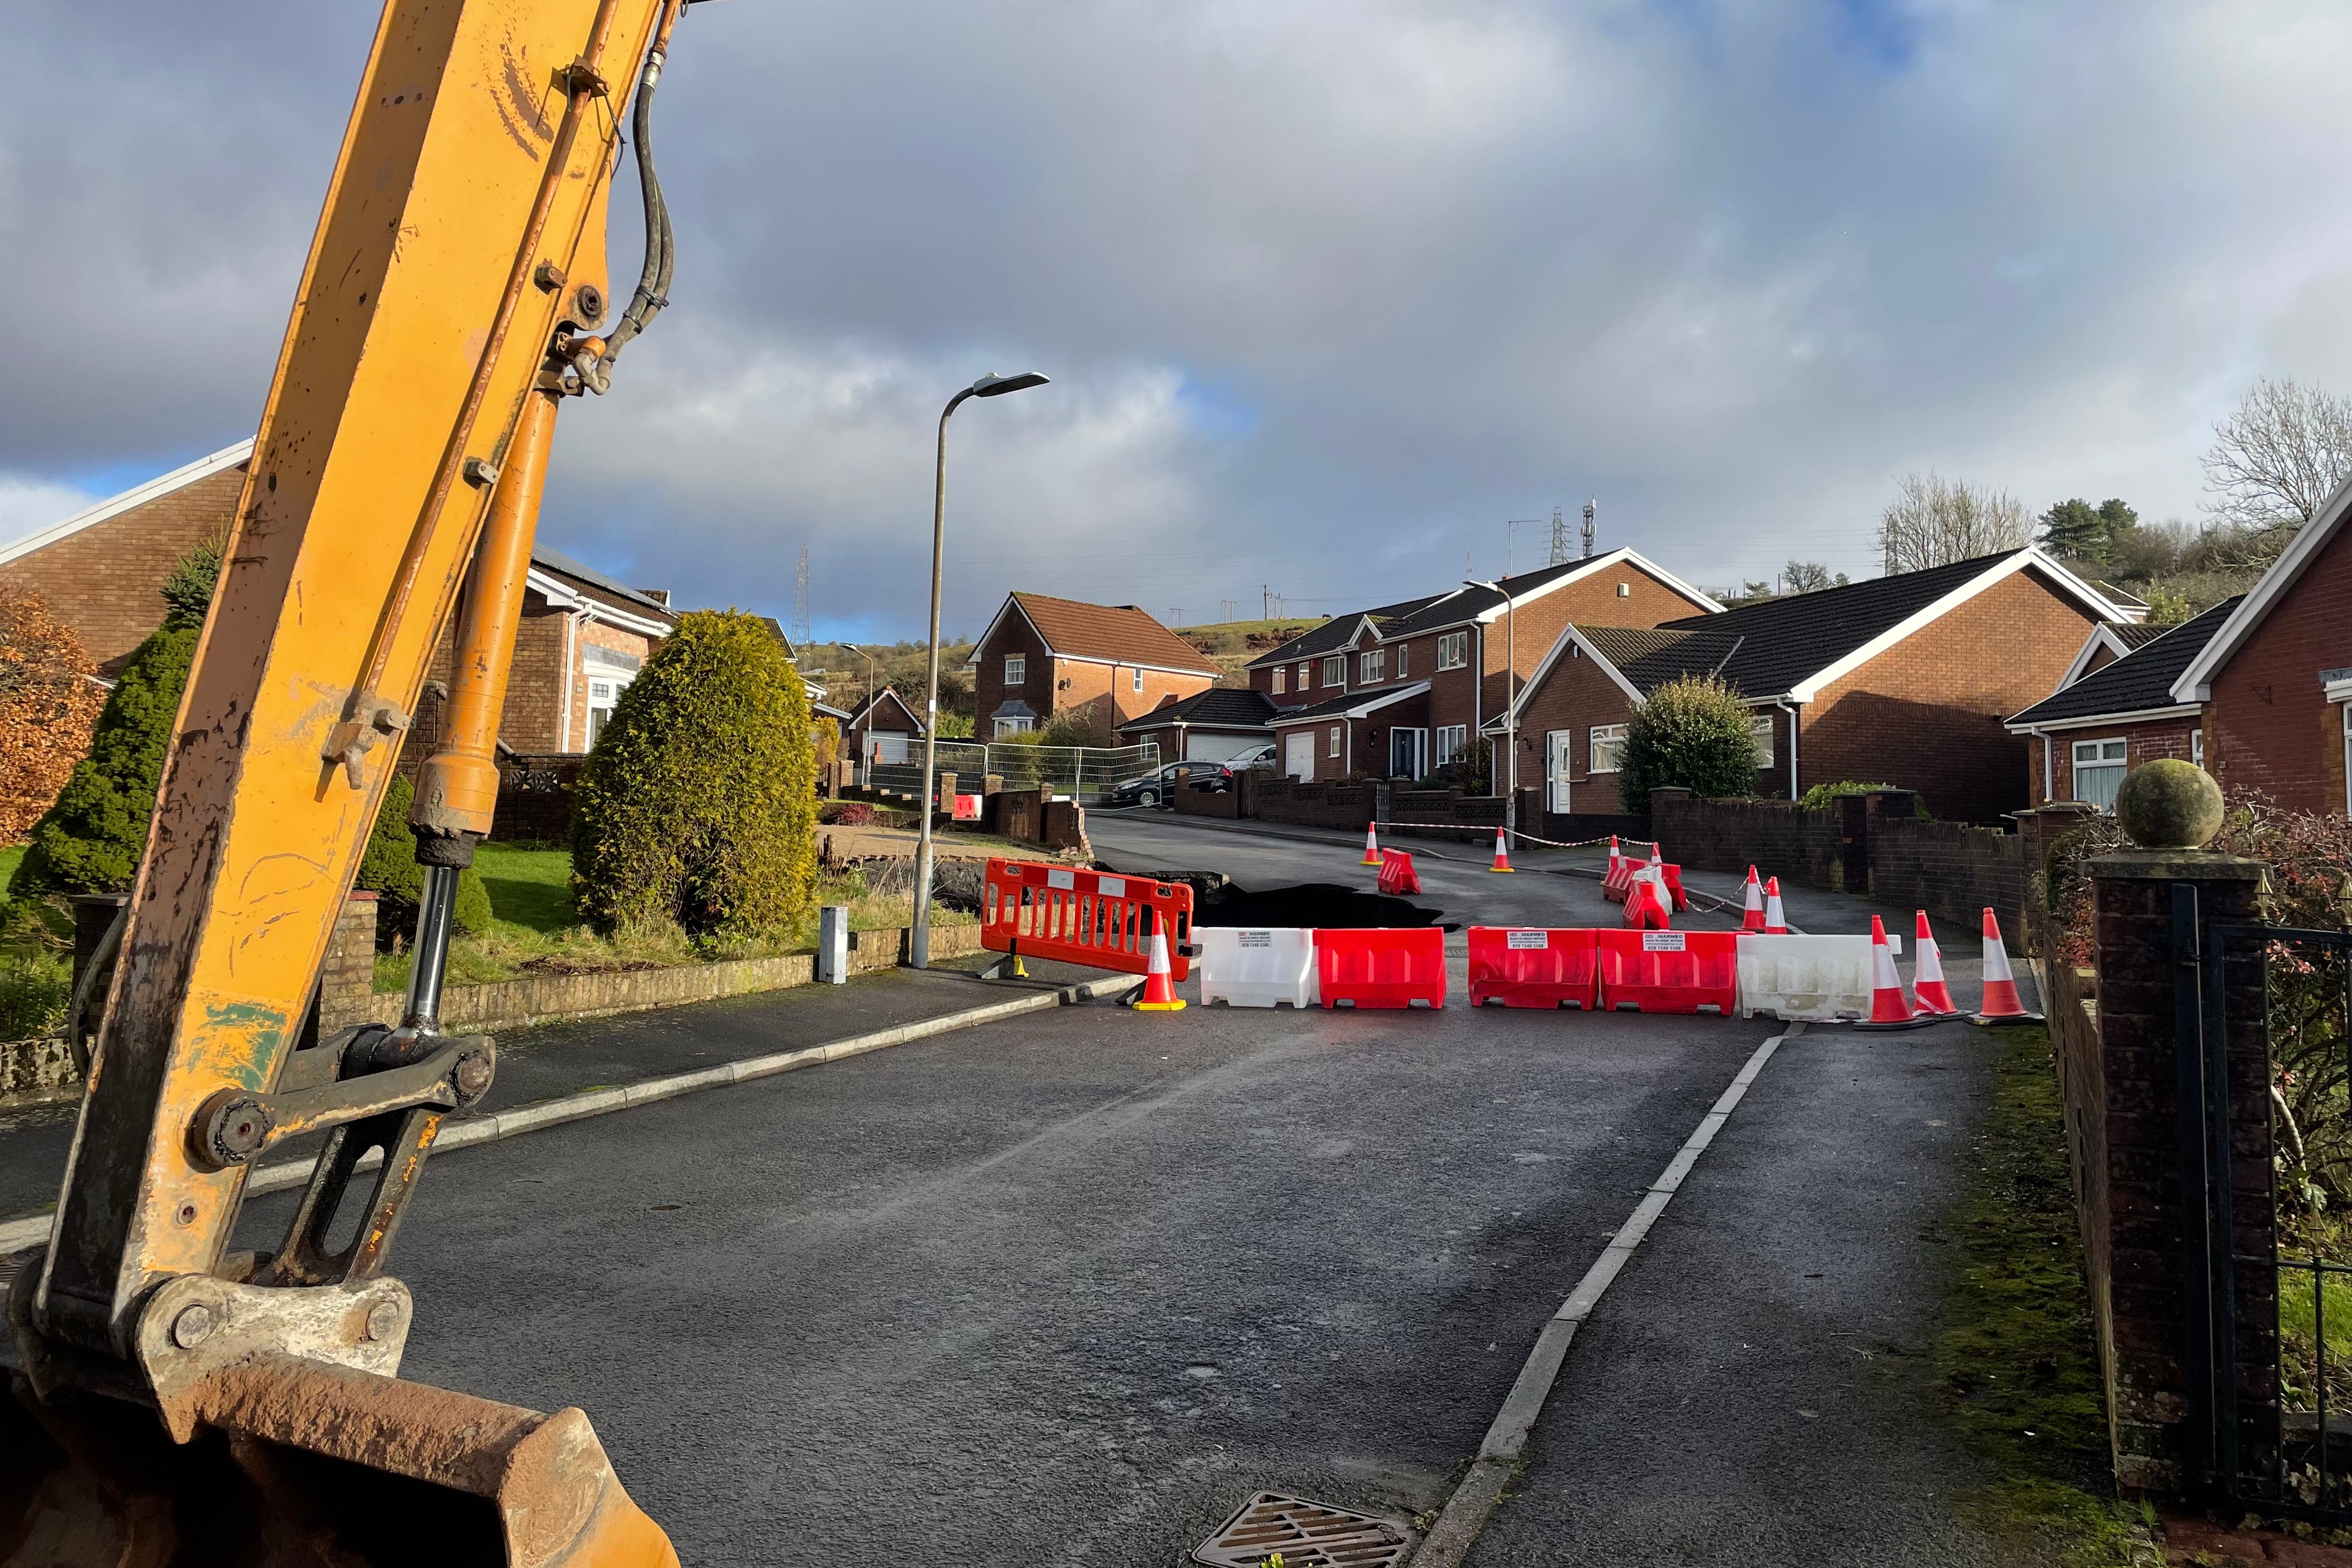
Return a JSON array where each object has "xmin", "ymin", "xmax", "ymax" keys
[{"xmin": 4, "ymin": 2, "xmax": 689, "ymax": 1561}]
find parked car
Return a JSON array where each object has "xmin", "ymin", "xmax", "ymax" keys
[
  {"xmin": 1107, "ymin": 761, "xmax": 1236, "ymax": 808},
  {"xmin": 1228, "ymin": 743, "xmax": 1278, "ymax": 771}
]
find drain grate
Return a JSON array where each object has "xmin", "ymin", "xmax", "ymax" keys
[{"xmin": 1193, "ymin": 1491, "xmax": 1410, "ymax": 1567}]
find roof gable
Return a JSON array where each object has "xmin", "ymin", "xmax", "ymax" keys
[
  {"xmin": 2008, "ymin": 597, "xmax": 2241, "ymax": 730},
  {"xmin": 848, "ymin": 687, "xmax": 925, "ymax": 733},
  {"xmin": 1377, "ymin": 547, "xmax": 1722, "ymax": 638},
  {"xmin": 2171, "ymin": 478, "xmax": 2352, "ymax": 701},
  {"xmin": 1244, "ymin": 594, "xmax": 1449, "ymax": 668},
  {"xmin": 972, "ymin": 592, "xmax": 1220, "ymax": 676},
  {"xmin": 0, "ymin": 439, "xmax": 255, "ymax": 568}
]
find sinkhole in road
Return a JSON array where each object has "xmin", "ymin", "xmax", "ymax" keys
[{"xmin": 1095, "ymin": 864, "xmax": 1452, "ymax": 932}]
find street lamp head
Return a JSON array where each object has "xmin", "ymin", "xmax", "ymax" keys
[{"xmin": 971, "ymin": 371, "xmax": 1049, "ymax": 397}]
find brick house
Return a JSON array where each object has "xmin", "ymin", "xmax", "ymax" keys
[
  {"xmin": 1247, "ymin": 548, "xmax": 1720, "ymax": 782},
  {"xmin": 845, "ymin": 687, "xmax": 926, "ymax": 765},
  {"xmin": 1490, "ymin": 548, "xmax": 2134, "ymax": 823},
  {"xmin": 0, "ymin": 438, "xmax": 676, "ymax": 755},
  {"xmin": 2004, "ymin": 598, "xmax": 2238, "ymax": 810},
  {"xmin": 1114, "ymin": 687, "xmax": 1283, "ymax": 764},
  {"xmin": 2169, "ymin": 495, "xmax": 2352, "ymax": 816},
  {"xmin": 966, "ymin": 592, "xmax": 1221, "ymax": 743}
]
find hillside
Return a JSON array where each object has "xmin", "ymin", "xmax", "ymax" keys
[
  {"xmin": 1172, "ymin": 617, "xmax": 1324, "ymax": 687},
  {"xmin": 798, "ymin": 640, "xmax": 978, "ymax": 726}
]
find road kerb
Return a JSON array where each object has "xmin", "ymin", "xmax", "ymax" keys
[
  {"xmin": 0, "ymin": 973, "xmax": 1140, "ymax": 1256},
  {"xmin": 1410, "ymin": 1021, "xmax": 1803, "ymax": 1567}
]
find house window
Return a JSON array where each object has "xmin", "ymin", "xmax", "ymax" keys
[
  {"xmin": 1297, "ymin": 662, "xmax": 1311, "ymax": 690},
  {"xmin": 1395, "ymin": 644, "xmax": 1409, "ymax": 678},
  {"xmin": 1751, "ymin": 715, "xmax": 1774, "ymax": 765},
  {"xmin": 1328, "ymin": 725, "xmax": 1342, "ymax": 758},
  {"xmin": 993, "ymin": 716, "xmax": 1034, "ymax": 737},
  {"xmin": 1132, "ymin": 667, "xmax": 1144, "ymax": 694},
  {"xmin": 1433, "ymin": 724, "xmax": 1468, "ymax": 767},
  {"xmin": 2073, "ymin": 737, "xmax": 2130, "ymax": 812},
  {"xmin": 1360, "ymin": 649, "xmax": 1385, "ymax": 684},
  {"xmin": 586, "ymin": 678, "xmax": 621, "ymax": 746},
  {"xmin": 1005, "ymin": 654, "xmax": 1026, "ymax": 685},
  {"xmin": 1322, "ymin": 656, "xmax": 1345, "ymax": 688},
  {"xmin": 2192, "ymin": 728, "xmax": 2204, "ymax": 768},
  {"xmin": 1437, "ymin": 632, "xmax": 1469, "ymax": 671},
  {"xmin": 1590, "ymin": 723, "xmax": 1628, "ymax": 774},
  {"xmin": 1272, "ymin": 667, "xmax": 1287, "ymax": 695}
]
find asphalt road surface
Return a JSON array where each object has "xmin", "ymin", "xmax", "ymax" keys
[{"xmin": 222, "ymin": 813, "xmax": 2038, "ymax": 1562}]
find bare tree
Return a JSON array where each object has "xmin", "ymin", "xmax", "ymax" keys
[
  {"xmin": 2200, "ymin": 376, "xmax": 2352, "ymax": 555},
  {"xmin": 1781, "ymin": 559, "xmax": 1847, "ymax": 594},
  {"xmin": 1877, "ymin": 472, "xmax": 2032, "ymax": 575}
]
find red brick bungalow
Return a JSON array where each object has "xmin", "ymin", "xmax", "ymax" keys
[
  {"xmin": 1250, "ymin": 548, "xmax": 1720, "ymax": 782},
  {"xmin": 967, "ymin": 592, "xmax": 1221, "ymax": 743},
  {"xmin": 1489, "ymin": 548, "xmax": 2134, "ymax": 823},
  {"xmin": 2004, "ymin": 597, "xmax": 2238, "ymax": 809},
  {"xmin": 2169, "ymin": 493, "xmax": 2352, "ymax": 816},
  {"xmin": 0, "ymin": 439, "xmax": 678, "ymax": 754}
]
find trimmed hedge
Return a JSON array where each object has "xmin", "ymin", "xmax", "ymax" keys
[
  {"xmin": 570, "ymin": 610, "xmax": 816, "ymax": 938},
  {"xmin": 1619, "ymin": 674, "xmax": 1757, "ymax": 810},
  {"xmin": 356, "ymin": 772, "xmax": 492, "ymax": 944}
]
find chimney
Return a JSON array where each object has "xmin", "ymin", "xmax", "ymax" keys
[{"xmin": 638, "ymin": 589, "xmax": 671, "ymax": 606}]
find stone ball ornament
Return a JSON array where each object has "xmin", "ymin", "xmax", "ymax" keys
[{"xmin": 2115, "ymin": 758, "xmax": 2224, "ymax": 849}]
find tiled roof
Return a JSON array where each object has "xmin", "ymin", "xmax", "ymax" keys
[
  {"xmin": 1376, "ymin": 555, "xmax": 1673, "ymax": 638},
  {"xmin": 1114, "ymin": 687, "xmax": 1282, "ymax": 733},
  {"xmin": 1265, "ymin": 681, "xmax": 1431, "ymax": 723},
  {"xmin": 1009, "ymin": 593, "xmax": 1221, "ymax": 675},
  {"xmin": 2008, "ymin": 598, "xmax": 2241, "ymax": 727},
  {"xmin": 1242, "ymin": 597, "xmax": 1448, "ymax": 668},
  {"xmin": 2110, "ymin": 622, "xmax": 2169, "ymax": 650},
  {"xmin": 1574, "ymin": 625, "xmax": 1746, "ymax": 694},
  {"xmin": 533, "ymin": 547, "xmax": 677, "ymax": 621},
  {"xmin": 1655, "ymin": 550, "xmax": 2043, "ymax": 699}
]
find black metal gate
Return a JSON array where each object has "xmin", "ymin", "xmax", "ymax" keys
[{"xmin": 2179, "ymin": 884, "xmax": 2352, "ymax": 1517}]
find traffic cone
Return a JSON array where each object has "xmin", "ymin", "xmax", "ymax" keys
[
  {"xmin": 1489, "ymin": 825, "xmax": 1515, "ymax": 873},
  {"xmin": 1762, "ymin": 877, "xmax": 1789, "ymax": 935},
  {"xmin": 1911, "ymin": 911, "xmax": 1958, "ymax": 1015},
  {"xmin": 1360, "ymin": 821, "xmax": 1382, "ymax": 867},
  {"xmin": 1133, "ymin": 909, "xmax": 1185, "ymax": 1012},
  {"xmin": 1740, "ymin": 866, "xmax": 1767, "ymax": 932},
  {"xmin": 1972, "ymin": 907, "xmax": 2041, "ymax": 1024},
  {"xmin": 1859, "ymin": 915, "xmax": 1921, "ymax": 1027}
]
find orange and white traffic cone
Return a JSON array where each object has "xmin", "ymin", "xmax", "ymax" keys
[
  {"xmin": 1763, "ymin": 877, "xmax": 1790, "ymax": 935},
  {"xmin": 1489, "ymin": 825, "xmax": 1515, "ymax": 873},
  {"xmin": 1911, "ymin": 910, "xmax": 1958, "ymax": 1015},
  {"xmin": 1972, "ymin": 907, "xmax": 2041, "ymax": 1024},
  {"xmin": 1360, "ymin": 820, "xmax": 1382, "ymax": 866},
  {"xmin": 1133, "ymin": 909, "xmax": 1185, "ymax": 1012},
  {"xmin": 1858, "ymin": 915, "xmax": 1923, "ymax": 1028},
  {"xmin": 1740, "ymin": 866, "xmax": 1767, "ymax": 932},
  {"xmin": 1605, "ymin": 836, "xmax": 1623, "ymax": 892}
]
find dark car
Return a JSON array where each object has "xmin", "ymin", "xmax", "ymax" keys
[{"xmin": 1107, "ymin": 760, "xmax": 1235, "ymax": 808}]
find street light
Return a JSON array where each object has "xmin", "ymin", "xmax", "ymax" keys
[
  {"xmin": 1466, "ymin": 577, "xmax": 1517, "ymax": 854},
  {"xmin": 912, "ymin": 370, "xmax": 1051, "ymax": 967}
]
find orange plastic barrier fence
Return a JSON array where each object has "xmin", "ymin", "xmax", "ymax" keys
[
  {"xmin": 1596, "ymin": 929, "xmax": 1738, "ymax": 1014},
  {"xmin": 981, "ymin": 858, "xmax": 1192, "ymax": 979},
  {"xmin": 1376, "ymin": 849, "xmax": 1422, "ymax": 895},
  {"xmin": 1315, "ymin": 927, "xmax": 1446, "ymax": 1009},
  {"xmin": 1661, "ymin": 864, "xmax": 1687, "ymax": 911},
  {"xmin": 1467, "ymin": 928, "xmax": 1598, "ymax": 1009}
]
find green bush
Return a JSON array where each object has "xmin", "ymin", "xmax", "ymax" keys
[
  {"xmin": 571, "ymin": 610, "xmax": 816, "ymax": 939},
  {"xmin": 1618, "ymin": 674, "xmax": 1759, "ymax": 810},
  {"xmin": 355, "ymin": 771, "xmax": 492, "ymax": 946},
  {"xmin": 8, "ymin": 625, "xmax": 198, "ymax": 897},
  {"xmin": 1797, "ymin": 779, "xmax": 1933, "ymax": 818}
]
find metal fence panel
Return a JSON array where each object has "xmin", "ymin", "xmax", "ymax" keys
[{"xmin": 861, "ymin": 741, "xmax": 1158, "ymax": 804}]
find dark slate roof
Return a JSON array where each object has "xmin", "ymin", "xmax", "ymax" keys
[
  {"xmin": 1654, "ymin": 550, "xmax": 2042, "ymax": 698},
  {"xmin": 1263, "ymin": 681, "xmax": 1430, "ymax": 724},
  {"xmin": 532, "ymin": 547, "xmax": 677, "ymax": 620},
  {"xmin": 1114, "ymin": 686, "xmax": 1281, "ymax": 733},
  {"xmin": 1570, "ymin": 624, "xmax": 1748, "ymax": 695},
  {"xmin": 2110, "ymin": 622, "xmax": 2168, "ymax": 650},
  {"xmin": 2008, "ymin": 597, "xmax": 2242, "ymax": 727},
  {"xmin": 1244, "ymin": 597, "xmax": 1447, "ymax": 668},
  {"xmin": 1375, "ymin": 556, "xmax": 1639, "ymax": 638}
]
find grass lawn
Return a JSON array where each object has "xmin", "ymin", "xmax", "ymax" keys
[{"xmin": 473, "ymin": 844, "xmax": 576, "ymax": 934}]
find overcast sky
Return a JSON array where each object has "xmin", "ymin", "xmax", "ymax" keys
[{"xmin": 6, "ymin": 1, "xmax": 2351, "ymax": 643}]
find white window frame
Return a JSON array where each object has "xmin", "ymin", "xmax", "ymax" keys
[
  {"xmin": 1131, "ymin": 666, "xmax": 1144, "ymax": 694},
  {"xmin": 1297, "ymin": 662, "xmax": 1312, "ymax": 690},
  {"xmin": 1004, "ymin": 653, "xmax": 1026, "ymax": 685},
  {"xmin": 2072, "ymin": 736, "xmax": 2130, "ymax": 813},
  {"xmin": 1436, "ymin": 631, "xmax": 1468, "ymax": 671},
  {"xmin": 1360, "ymin": 649, "xmax": 1385, "ymax": 684},
  {"xmin": 1328, "ymin": 725, "xmax": 1342, "ymax": 758},
  {"xmin": 2192, "ymin": 727, "xmax": 2204, "ymax": 768},
  {"xmin": 1590, "ymin": 723, "xmax": 1627, "ymax": 775},
  {"xmin": 993, "ymin": 716, "xmax": 1035, "ymax": 737},
  {"xmin": 586, "ymin": 676, "xmax": 626, "ymax": 747},
  {"xmin": 1272, "ymin": 667, "xmax": 1286, "ymax": 695},
  {"xmin": 1751, "ymin": 714, "xmax": 1774, "ymax": 766},
  {"xmin": 1395, "ymin": 643, "xmax": 1409, "ymax": 678},
  {"xmin": 1322, "ymin": 656, "xmax": 1345, "ymax": 689},
  {"xmin": 1433, "ymin": 724, "xmax": 1468, "ymax": 768}
]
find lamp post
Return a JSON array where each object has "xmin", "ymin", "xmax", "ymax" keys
[
  {"xmin": 1466, "ymin": 577, "xmax": 1517, "ymax": 853},
  {"xmin": 912, "ymin": 370, "xmax": 1050, "ymax": 968},
  {"xmin": 846, "ymin": 643, "xmax": 878, "ymax": 786}
]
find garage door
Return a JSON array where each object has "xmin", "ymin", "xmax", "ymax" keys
[
  {"xmin": 1185, "ymin": 732, "xmax": 1266, "ymax": 762},
  {"xmin": 1283, "ymin": 732, "xmax": 1314, "ymax": 781},
  {"xmin": 870, "ymin": 733, "xmax": 911, "ymax": 764}
]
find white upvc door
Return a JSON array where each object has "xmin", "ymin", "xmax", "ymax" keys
[
  {"xmin": 1547, "ymin": 731, "xmax": 1574, "ymax": 813},
  {"xmin": 1283, "ymin": 731, "xmax": 1314, "ymax": 781}
]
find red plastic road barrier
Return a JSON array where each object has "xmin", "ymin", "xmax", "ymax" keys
[
  {"xmin": 1623, "ymin": 875, "xmax": 1671, "ymax": 930},
  {"xmin": 981, "ymin": 858, "xmax": 1192, "ymax": 979},
  {"xmin": 1661, "ymin": 864, "xmax": 1688, "ymax": 912},
  {"xmin": 1597, "ymin": 928, "xmax": 1738, "ymax": 1014},
  {"xmin": 1468, "ymin": 927, "xmax": 1598, "ymax": 1009},
  {"xmin": 1316, "ymin": 927, "xmax": 1446, "ymax": 1009},
  {"xmin": 953, "ymin": 793, "xmax": 981, "ymax": 821},
  {"xmin": 1603, "ymin": 853, "xmax": 1633, "ymax": 902},
  {"xmin": 1376, "ymin": 849, "xmax": 1423, "ymax": 895}
]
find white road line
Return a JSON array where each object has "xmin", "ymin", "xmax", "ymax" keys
[{"xmin": 1411, "ymin": 1022, "xmax": 1802, "ymax": 1566}]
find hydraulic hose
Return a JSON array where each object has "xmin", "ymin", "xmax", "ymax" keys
[{"xmin": 580, "ymin": 31, "xmax": 677, "ymax": 391}]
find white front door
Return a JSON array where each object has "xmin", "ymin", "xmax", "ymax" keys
[
  {"xmin": 1283, "ymin": 731, "xmax": 1314, "ymax": 781},
  {"xmin": 1547, "ymin": 730, "xmax": 1573, "ymax": 813}
]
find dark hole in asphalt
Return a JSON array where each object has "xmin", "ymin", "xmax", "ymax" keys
[{"xmin": 1102, "ymin": 869, "xmax": 1453, "ymax": 931}]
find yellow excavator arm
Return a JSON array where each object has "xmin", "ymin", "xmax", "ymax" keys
[{"xmin": 5, "ymin": 2, "xmax": 689, "ymax": 1562}]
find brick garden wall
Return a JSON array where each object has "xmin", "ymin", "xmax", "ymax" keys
[
  {"xmin": 1251, "ymin": 774, "xmax": 1378, "ymax": 831},
  {"xmin": 1652, "ymin": 793, "xmax": 1849, "ymax": 889},
  {"xmin": 1867, "ymin": 816, "xmax": 2029, "ymax": 935},
  {"xmin": 492, "ymin": 754, "xmax": 585, "ymax": 843}
]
